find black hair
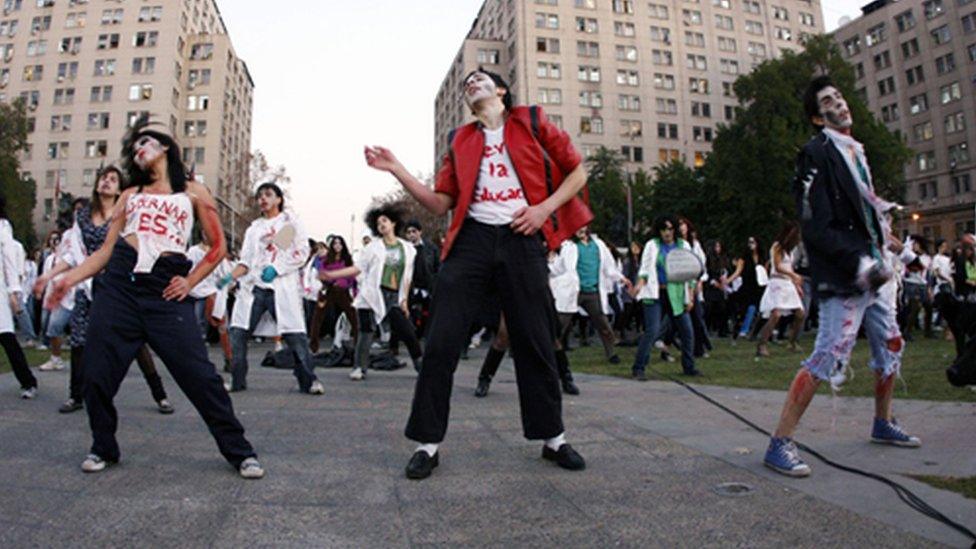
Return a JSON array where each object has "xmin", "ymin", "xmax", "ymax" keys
[
  {"xmin": 255, "ymin": 182, "xmax": 285, "ymax": 210},
  {"xmin": 652, "ymin": 215, "xmax": 678, "ymax": 237},
  {"xmin": 121, "ymin": 114, "xmax": 188, "ymax": 192},
  {"xmin": 365, "ymin": 204, "xmax": 404, "ymax": 237},
  {"xmin": 678, "ymin": 216, "xmax": 699, "ymax": 244},
  {"xmin": 91, "ymin": 165, "xmax": 124, "ymax": 215},
  {"xmin": 463, "ymin": 67, "xmax": 513, "ymax": 111},
  {"xmin": 325, "ymin": 235, "xmax": 353, "ymax": 266},
  {"xmin": 405, "ymin": 219, "xmax": 422, "ymax": 232},
  {"xmin": 571, "ymin": 225, "xmax": 591, "ymax": 243},
  {"xmin": 0, "ymin": 195, "xmax": 7, "ymax": 221},
  {"xmin": 803, "ymin": 75, "xmax": 834, "ymax": 130}
]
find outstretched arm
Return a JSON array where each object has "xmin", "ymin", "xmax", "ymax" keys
[{"xmin": 364, "ymin": 146, "xmax": 453, "ymax": 216}]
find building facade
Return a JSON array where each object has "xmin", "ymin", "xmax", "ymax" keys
[
  {"xmin": 833, "ymin": 0, "xmax": 976, "ymax": 241},
  {"xmin": 435, "ymin": 0, "xmax": 824, "ymax": 170},
  {"xmin": 0, "ymin": 0, "xmax": 254, "ymax": 248}
]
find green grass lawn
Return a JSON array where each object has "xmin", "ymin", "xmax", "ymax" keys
[
  {"xmin": 0, "ymin": 347, "xmax": 52, "ymax": 374},
  {"xmin": 908, "ymin": 475, "xmax": 976, "ymax": 500},
  {"xmin": 567, "ymin": 332, "xmax": 976, "ymax": 403}
]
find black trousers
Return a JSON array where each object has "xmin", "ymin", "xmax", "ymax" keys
[
  {"xmin": 405, "ymin": 220, "xmax": 563, "ymax": 443},
  {"xmin": 0, "ymin": 332, "xmax": 35, "ymax": 390},
  {"xmin": 84, "ymin": 241, "xmax": 256, "ymax": 466}
]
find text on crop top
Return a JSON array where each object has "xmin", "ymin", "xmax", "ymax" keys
[{"xmin": 120, "ymin": 192, "xmax": 194, "ymax": 273}]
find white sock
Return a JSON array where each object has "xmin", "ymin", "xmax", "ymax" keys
[
  {"xmin": 545, "ymin": 433, "xmax": 566, "ymax": 451},
  {"xmin": 416, "ymin": 443, "xmax": 438, "ymax": 457}
]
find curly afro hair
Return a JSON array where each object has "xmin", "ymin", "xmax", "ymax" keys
[{"xmin": 364, "ymin": 204, "xmax": 405, "ymax": 237}]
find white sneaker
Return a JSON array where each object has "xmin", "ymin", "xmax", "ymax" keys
[
  {"xmin": 239, "ymin": 457, "xmax": 265, "ymax": 479},
  {"xmin": 36, "ymin": 344, "xmax": 48, "ymax": 351},
  {"xmin": 274, "ymin": 341, "xmax": 284, "ymax": 352},
  {"xmin": 20, "ymin": 387, "xmax": 37, "ymax": 399},
  {"xmin": 39, "ymin": 356, "xmax": 65, "ymax": 371},
  {"xmin": 349, "ymin": 367, "xmax": 364, "ymax": 381},
  {"xmin": 81, "ymin": 453, "xmax": 110, "ymax": 473},
  {"xmin": 309, "ymin": 380, "xmax": 325, "ymax": 395},
  {"xmin": 23, "ymin": 339, "xmax": 37, "ymax": 349}
]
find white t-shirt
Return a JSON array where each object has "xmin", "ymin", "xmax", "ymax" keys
[{"xmin": 467, "ymin": 125, "xmax": 529, "ymax": 225}]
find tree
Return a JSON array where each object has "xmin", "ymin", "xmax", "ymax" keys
[
  {"xmin": 0, "ymin": 99, "xmax": 37, "ymax": 249},
  {"xmin": 703, "ymin": 34, "xmax": 911, "ymax": 256},
  {"xmin": 585, "ymin": 147, "xmax": 629, "ymax": 245},
  {"xmin": 644, "ymin": 160, "xmax": 716, "ymax": 240}
]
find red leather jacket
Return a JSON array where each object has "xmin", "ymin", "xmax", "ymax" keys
[{"xmin": 434, "ymin": 105, "xmax": 593, "ymax": 260}]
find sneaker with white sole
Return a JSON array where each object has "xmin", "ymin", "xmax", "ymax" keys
[
  {"xmin": 309, "ymin": 380, "xmax": 325, "ymax": 395},
  {"xmin": 81, "ymin": 453, "xmax": 113, "ymax": 473},
  {"xmin": 763, "ymin": 437, "xmax": 811, "ymax": 477},
  {"xmin": 239, "ymin": 457, "xmax": 265, "ymax": 479},
  {"xmin": 349, "ymin": 367, "xmax": 364, "ymax": 381},
  {"xmin": 870, "ymin": 417, "xmax": 921, "ymax": 448},
  {"xmin": 20, "ymin": 386, "xmax": 37, "ymax": 400},
  {"xmin": 38, "ymin": 356, "xmax": 65, "ymax": 371}
]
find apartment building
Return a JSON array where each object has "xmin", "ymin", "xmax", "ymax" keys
[
  {"xmin": 435, "ymin": 0, "xmax": 824, "ymax": 170},
  {"xmin": 0, "ymin": 0, "xmax": 254, "ymax": 247},
  {"xmin": 833, "ymin": 0, "xmax": 976, "ymax": 241}
]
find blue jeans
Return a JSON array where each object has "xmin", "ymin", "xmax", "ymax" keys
[
  {"xmin": 229, "ymin": 287, "xmax": 317, "ymax": 392},
  {"xmin": 802, "ymin": 293, "xmax": 901, "ymax": 381},
  {"xmin": 14, "ymin": 302, "xmax": 36, "ymax": 340},
  {"xmin": 632, "ymin": 299, "xmax": 696, "ymax": 374}
]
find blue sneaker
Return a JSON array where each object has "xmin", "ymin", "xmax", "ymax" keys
[
  {"xmin": 870, "ymin": 417, "xmax": 921, "ymax": 448},
  {"xmin": 764, "ymin": 437, "xmax": 811, "ymax": 477}
]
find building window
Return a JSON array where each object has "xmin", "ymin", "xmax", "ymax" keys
[
  {"xmin": 58, "ymin": 36, "xmax": 82, "ymax": 54},
  {"xmin": 53, "ymin": 87, "xmax": 75, "ymax": 105},
  {"xmin": 30, "ymin": 15, "xmax": 51, "ymax": 32},
  {"xmin": 85, "ymin": 140, "xmax": 108, "ymax": 158},
  {"xmin": 129, "ymin": 83, "xmax": 153, "ymax": 101},
  {"xmin": 923, "ymin": 0, "xmax": 945, "ymax": 20},
  {"xmin": 747, "ymin": 41, "xmax": 767, "ymax": 58},
  {"xmin": 682, "ymin": 9, "xmax": 702, "ymax": 25},
  {"xmin": 963, "ymin": 13, "xmax": 976, "ymax": 34},
  {"xmin": 100, "ymin": 8, "xmax": 123, "ymax": 25},
  {"xmin": 799, "ymin": 12, "xmax": 815, "ymax": 26},
  {"xmin": 93, "ymin": 58, "xmax": 116, "ymax": 77},
  {"xmin": 843, "ymin": 36, "xmax": 861, "ymax": 57},
  {"xmin": 712, "ymin": 0, "xmax": 731, "ymax": 8},
  {"xmin": 579, "ymin": 90, "xmax": 603, "ymax": 107},
  {"xmin": 693, "ymin": 126, "xmax": 714, "ymax": 142},
  {"xmin": 188, "ymin": 68, "xmax": 211, "ymax": 86},
  {"xmin": 691, "ymin": 101, "xmax": 711, "ymax": 118},
  {"xmin": 772, "ymin": 6, "xmax": 789, "ymax": 21},
  {"xmin": 22, "ymin": 64, "xmax": 42, "ymax": 82},
  {"xmin": 615, "ymin": 44, "xmax": 638, "ymax": 61},
  {"xmin": 132, "ymin": 57, "xmax": 156, "ymax": 75},
  {"xmin": 940, "ymin": 81, "xmax": 961, "ymax": 104},
  {"xmin": 47, "ymin": 142, "xmax": 69, "ymax": 160},
  {"xmin": 618, "ymin": 94, "xmax": 640, "ymax": 111},
  {"xmin": 685, "ymin": 54, "xmax": 706, "ymax": 70},
  {"xmin": 575, "ymin": 16, "xmax": 598, "ymax": 33},
  {"xmin": 653, "ymin": 72, "xmax": 675, "ymax": 90},
  {"xmin": 905, "ymin": 65, "xmax": 924, "ymax": 85},
  {"xmin": 133, "ymin": 31, "xmax": 158, "ymax": 48},
  {"xmin": 535, "ymin": 12, "xmax": 559, "ymax": 29},
  {"xmin": 774, "ymin": 26, "xmax": 792, "ymax": 41},
  {"xmin": 537, "ymin": 88, "xmax": 562, "ymax": 104},
  {"xmin": 89, "ymin": 85, "xmax": 112, "ymax": 102},
  {"xmin": 616, "ymin": 69, "xmax": 639, "ymax": 86},
  {"xmin": 945, "ymin": 112, "xmax": 966, "ymax": 134},
  {"xmin": 895, "ymin": 10, "xmax": 916, "ymax": 32},
  {"xmin": 612, "ymin": 0, "xmax": 634, "ymax": 15},
  {"xmin": 969, "ymin": 43, "xmax": 976, "ymax": 63},
  {"xmin": 935, "ymin": 52, "xmax": 956, "ymax": 74},
  {"xmin": 724, "ymin": 105, "xmax": 735, "ymax": 120},
  {"xmin": 685, "ymin": 31, "xmax": 705, "ymax": 47},
  {"xmin": 577, "ymin": 65, "xmax": 600, "ymax": 82},
  {"xmin": 877, "ymin": 76, "xmax": 896, "ymax": 96},
  {"xmin": 652, "ymin": 49, "xmax": 673, "ymax": 66},
  {"xmin": 743, "ymin": 1, "xmax": 761, "ymax": 14},
  {"xmin": 647, "ymin": 3, "xmax": 669, "ymax": 19},
  {"xmin": 620, "ymin": 120, "xmax": 642, "ymax": 137},
  {"xmin": 912, "ymin": 121, "xmax": 933, "ymax": 142},
  {"xmin": 688, "ymin": 77, "xmax": 708, "ymax": 94},
  {"xmin": 714, "ymin": 14, "xmax": 733, "ymax": 30},
  {"xmin": 719, "ymin": 59, "xmax": 739, "ymax": 74},
  {"xmin": 575, "ymin": 40, "xmax": 596, "ymax": 56},
  {"xmin": 45, "ymin": 170, "xmax": 67, "ymax": 188},
  {"xmin": 97, "ymin": 33, "xmax": 120, "ymax": 49},
  {"xmin": 649, "ymin": 25, "xmax": 671, "ymax": 43},
  {"xmin": 87, "ymin": 112, "xmax": 110, "ymax": 130},
  {"xmin": 901, "ymin": 38, "xmax": 920, "ymax": 58},
  {"xmin": 614, "ymin": 21, "xmax": 635, "ymax": 36},
  {"xmin": 26, "ymin": 39, "xmax": 47, "ymax": 56},
  {"xmin": 82, "ymin": 169, "xmax": 96, "ymax": 187},
  {"xmin": 718, "ymin": 36, "xmax": 736, "ymax": 52},
  {"xmin": 126, "ymin": 110, "xmax": 150, "ymax": 128},
  {"xmin": 477, "ymin": 49, "xmax": 500, "ymax": 64},
  {"xmin": 537, "ymin": 62, "xmax": 561, "ymax": 79},
  {"xmin": 881, "ymin": 104, "xmax": 900, "ymax": 122},
  {"xmin": 49, "ymin": 114, "xmax": 71, "ymax": 131},
  {"xmin": 917, "ymin": 151, "xmax": 937, "ymax": 172},
  {"xmin": 655, "ymin": 98, "xmax": 678, "ymax": 114},
  {"xmin": 184, "ymin": 120, "xmax": 208, "ymax": 137},
  {"xmin": 620, "ymin": 146, "xmax": 644, "ymax": 163},
  {"xmin": 909, "ymin": 93, "xmax": 929, "ymax": 114},
  {"xmin": 952, "ymin": 173, "xmax": 972, "ymax": 194},
  {"xmin": 931, "ymin": 25, "xmax": 951, "ymax": 45},
  {"xmin": 138, "ymin": 6, "xmax": 163, "ymax": 23},
  {"xmin": 873, "ymin": 50, "xmax": 891, "ymax": 69},
  {"xmin": 865, "ymin": 23, "xmax": 887, "ymax": 46},
  {"xmin": 580, "ymin": 116, "xmax": 603, "ymax": 134},
  {"xmin": 659, "ymin": 148, "xmax": 681, "ymax": 164},
  {"xmin": 949, "ymin": 142, "xmax": 970, "ymax": 166},
  {"xmin": 657, "ymin": 122, "xmax": 678, "ymax": 139},
  {"xmin": 746, "ymin": 20, "xmax": 764, "ymax": 36},
  {"xmin": 190, "ymin": 43, "xmax": 214, "ymax": 60},
  {"xmin": 575, "ymin": 0, "xmax": 597, "ymax": 8}
]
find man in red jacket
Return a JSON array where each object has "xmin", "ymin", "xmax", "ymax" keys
[{"xmin": 365, "ymin": 68, "xmax": 591, "ymax": 480}]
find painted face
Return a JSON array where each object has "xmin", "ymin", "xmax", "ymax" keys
[
  {"xmin": 815, "ymin": 86, "xmax": 853, "ymax": 130},
  {"xmin": 405, "ymin": 226, "xmax": 421, "ymax": 244},
  {"xmin": 660, "ymin": 222, "xmax": 675, "ymax": 243},
  {"xmin": 133, "ymin": 134, "xmax": 167, "ymax": 169},
  {"xmin": 748, "ymin": 238, "xmax": 757, "ymax": 249},
  {"xmin": 376, "ymin": 215, "xmax": 395, "ymax": 237},
  {"xmin": 96, "ymin": 170, "xmax": 120, "ymax": 196},
  {"xmin": 256, "ymin": 188, "xmax": 281, "ymax": 214},
  {"xmin": 462, "ymin": 72, "xmax": 500, "ymax": 109}
]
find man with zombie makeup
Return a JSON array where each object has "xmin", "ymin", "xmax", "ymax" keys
[
  {"xmin": 221, "ymin": 182, "xmax": 322, "ymax": 395},
  {"xmin": 365, "ymin": 67, "xmax": 592, "ymax": 480},
  {"xmin": 763, "ymin": 76, "xmax": 921, "ymax": 478}
]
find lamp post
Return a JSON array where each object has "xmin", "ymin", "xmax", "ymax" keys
[{"xmin": 625, "ymin": 171, "xmax": 634, "ymax": 245}]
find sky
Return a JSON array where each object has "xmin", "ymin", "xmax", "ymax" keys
[{"xmin": 217, "ymin": 0, "xmax": 862, "ymax": 244}]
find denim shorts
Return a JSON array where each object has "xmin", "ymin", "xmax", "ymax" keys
[
  {"xmin": 45, "ymin": 304, "xmax": 73, "ymax": 338},
  {"xmin": 802, "ymin": 293, "xmax": 902, "ymax": 381}
]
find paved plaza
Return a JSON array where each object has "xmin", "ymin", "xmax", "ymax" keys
[{"xmin": 0, "ymin": 343, "xmax": 973, "ymax": 547}]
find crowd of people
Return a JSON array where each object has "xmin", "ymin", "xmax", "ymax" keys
[{"xmin": 0, "ymin": 70, "xmax": 973, "ymax": 484}]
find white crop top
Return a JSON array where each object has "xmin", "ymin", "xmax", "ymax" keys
[{"xmin": 121, "ymin": 192, "xmax": 194, "ymax": 273}]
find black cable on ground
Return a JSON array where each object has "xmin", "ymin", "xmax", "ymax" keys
[{"xmin": 646, "ymin": 367, "xmax": 976, "ymax": 546}]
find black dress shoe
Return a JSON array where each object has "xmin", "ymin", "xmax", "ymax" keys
[
  {"xmin": 542, "ymin": 443, "xmax": 586, "ymax": 471},
  {"xmin": 58, "ymin": 398, "xmax": 83, "ymax": 414},
  {"xmin": 474, "ymin": 379, "xmax": 490, "ymax": 398},
  {"xmin": 608, "ymin": 354, "xmax": 621, "ymax": 364},
  {"xmin": 561, "ymin": 377, "xmax": 580, "ymax": 395},
  {"xmin": 405, "ymin": 450, "xmax": 439, "ymax": 480},
  {"xmin": 681, "ymin": 369, "xmax": 703, "ymax": 377}
]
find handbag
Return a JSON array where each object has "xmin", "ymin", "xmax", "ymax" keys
[{"xmin": 665, "ymin": 248, "xmax": 703, "ymax": 283}]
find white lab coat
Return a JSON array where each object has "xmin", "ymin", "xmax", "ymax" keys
[
  {"xmin": 548, "ymin": 235, "xmax": 623, "ymax": 315},
  {"xmin": 230, "ymin": 211, "xmax": 310, "ymax": 334},
  {"xmin": 352, "ymin": 237, "xmax": 416, "ymax": 324},
  {"xmin": 635, "ymin": 238, "xmax": 693, "ymax": 306},
  {"xmin": 302, "ymin": 261, "xmax": 322, "ymax": 302},
  {"xmin": 0, "ymin": 219, "xmax": 20, "ymax": 333}
]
